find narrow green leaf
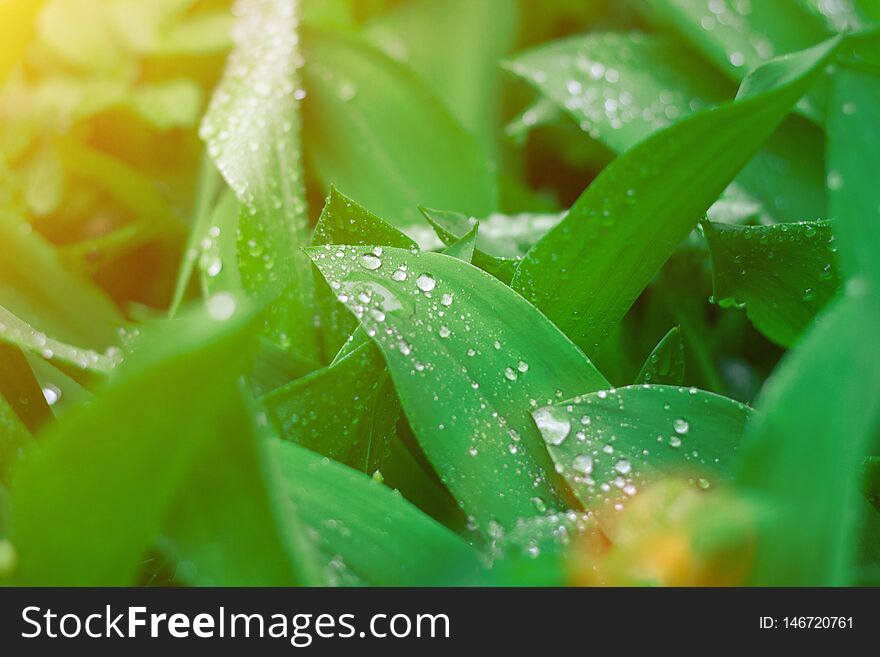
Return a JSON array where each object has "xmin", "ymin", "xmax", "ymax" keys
[
  {"xmin": 8, "ymin": 297, "xmax": 308, "ymax": 585},
  {"xmin": 270, "ymin": 438, "xmax": 484, "ymax": 585},
  {"xmin": 198, "ymin": 189, "xmax": 244, "ymax": 299},
  {"xmin": 0, "ymin": 388, "xmax": 31, "ymax": 485},
  {"xmin": 0, "ymin": 305, "xmax": 120, "ymax": 378},
  {"xmin": 300, "ymin": 27, "xmax": 497, "ymax": 231},
  {"xmin": 736, "ymin": 292, "xmax": 880, "ymax": 585},
  {"xmin": 827, "ymin": 66, "xmax": 880, "ymax": 289},
  {"xmin": 421, "ymin": 208, "xmax": 563, "ymax": 284},
  {"xmin": 308, "ymin": 245, "xmax": 608, "ymax": 531},
  {"xmin": 264, "ymin": 340, "xmax": 397, "ymax": 473},
  {"xmin": 704, "ymin": 219, "xmax": 840, "ymax": 347},
  {"xmin": 512, "ymin": 39, "xmax": 839, "ymax": 355},
  {"xmin": 507, "ymin": 31, "xmax": 826, "ymax": 223},
  {"xmin": 441, "ymin": 224, "xmax": 478, "ymax": 263},
  {"xmin": 200, "ymin": 0, "xmax": 319, "ymax": 361},
  {"xmin": 168, "ymin": 152, "xmax": 222, "ymax": 317},
  {"xmin": 312, "ymin": 188, "xmax": 415, "ymax": 361},
  {"xmin": 0, "ymin": 210, "xmax": 124, "ymax": 350},
  {"xmin": 508, "ymin": 32, "xmax": 730, "ymax": 154},
  {"xmin": 635, "ymin": 326, "xmax": 685, "ymax": 385},
  {"xmin": 0, "ymin": 342, "xmax": 51, "ymax": 434},
  {"xmin": 534, "ymin": 384, "xmax": 750, "ymax": 510}
]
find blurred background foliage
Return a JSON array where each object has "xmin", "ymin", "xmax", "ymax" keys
[
  {"xmin": 0, "ymin": 0, "xmax": 878, "ymax": 586},
  {"xmin": 0, "ymin": 0, "xmax": 804, "ymax": 399}
]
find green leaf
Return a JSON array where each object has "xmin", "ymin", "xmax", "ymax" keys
[
  {"xmin": 736, "ymin": 292, "xmax": 880, "ymax": 585},
  {"xmin": 9, "ymin": 297, "xmax": 312, "ymax": 585},
  {"xmin": 0, "ymin": 342, "xmax": 51, "ymax": 435},
  {"xmin": 200, "ymin": 0, "xmax": 319, "ymax": 361},
  {"xmin": 308, "ymin": 245, "xmax": 608, "ymax": 531},
  {"xmin": 508, "ymin": 32, "xmax": 730, "ymax": 154},
  {"xmin": 0, "ymin": 385, "xmax": 32, "ymax": 485},
  {"xmin": 441, "ymin": 224, "xmax": 478, "ymax": 263},
  {"xmin": 269, "ymin": 438, "xmax": 484, "ymax": 585},
  {"xmin": 421, "ymin": 208, "xmax": 563, "ymax": 284},
  {"xmin": 312, "ymin": 188, "xmax": 416, "ymax": 361},
  {"xmin": 635, "ymin": 326, "xmax": 685, "ymax": 385},
  {"xmin": 534, "ymin": 384, "xmax": 750, "ymax": 510},
  {"xmin": 642, "ymin": 0, "xmax": 829, "ymax": 90},
  {"xmin": 168, "ymin": 153, "xmax": 223, "ymax": 317},
  {"xmin": 264, "ymin": 340, "xmax": 398, "ymax": 473},
  {"xmin": 512, "ymin": 38, "xmax": 839, "ymax": 356},
  {"xmin": 300, "ymin": 27, "xmax": 497, "ymax": 232},
  {"xmin": 704, "ymin": 219, "xmax": 840, "ymax": 347},
  {"xmin": 0, "ymin": 211, "xmax": 125, "ymax": 379},
  {"xmin": 160, "ymin": 386, "xmax": 324, "ymax": 586},
  {"xmin": 199, "ymin": 190, "xmax": 244, "ymax": 299},
  {"xmin": 507, "ymin": 31, "xmax": 826, "ymax": 224},
  {"xmin": 365, "ymin": 0, "xmax": 519, "ymax": 160},
  {"xmin": 0, "ymin": 210, "xmax": 124, "ymax": 349},
  {"xmin": 827, "ymin": 66, "xmax": 880, "ymax": 290}
]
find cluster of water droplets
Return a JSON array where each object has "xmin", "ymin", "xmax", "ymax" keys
[
  {"xmin": 489, "ymin": 510, "xmax": 598, "ymax": 562},
  {"xmin": 311, "ymin": 244, "xmax": 571, "ymax": 528},
  {"xmin": 198, "ymin": 0, "xmax": 311, "ymax": 298},
  {"xmin": 698, "ymin": 0, "xmax": 774, "ymax": 70},
  {"xmin": 0, "ymin": 306, "xmax": 124, "ymax": 374},
  {"xmin": 533, "ymin": 385, "xmax": 725, "ymax": 511},
  {"xmin": 509, "ymin": 32, "xmax": 711, "ymax": 146},
  {"xmin": 710, "ymin": 220, "xmax": 838, "ymax": 308}
]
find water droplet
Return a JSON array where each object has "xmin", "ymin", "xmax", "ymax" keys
[
  {"xmin": 206, "ymin": 292, "xmax": 236, "ymax": 321},
  {"xmin": 42, "ymin": 385, "xmax": 61, "ymax": 406},
  {"xmin": 533, "ymin": 408, "xmax": 571, "ymax": 446},
  {"xmin": 441, "ymin": 293, "xmax": 454, "ymax": 306},
  {"xmin": 504, "ymin": 367, "xmax": 518, "ymax": 381},
  {"xmin": 572, "ymin": 454, "xmax": 593, "ymax": 474},
  {"xmin": 614, "ymin": 459, "xmax": 632, "ymax": 475},
  {"xmin": 416, "ymin": 273, "xmax": 436, "ymax": 292},
  {"xmin": 728, "ymin": 51, "xmax": 746, "ymax": 67},
  {"xmin": 438, "ymin": 325, "xmax": 451, "ymax": 338},
  {"xmin": 360, "ymin": 253, "xmax": 382, "ymax": 270},
  {"xmin": 673, "ymin": 418, "xmax": 690, "ymax": 435},
  {"xmin": 827, "ymin": 170, "xmax": 844, "ymax": 191},
  {"xmin": 199, "ymin": 253, "xmax": 223, "ymax": 278},
  {"xmin": 517, "ymin": 360, "xmax": 529, "ymax": 373}
]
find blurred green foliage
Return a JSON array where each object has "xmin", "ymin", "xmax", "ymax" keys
[{"xmin": 0, "ymin": 0, "xmax": 878, "ymax": 586}]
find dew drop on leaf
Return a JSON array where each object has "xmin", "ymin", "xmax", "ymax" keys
[
  {"xmin": 416, "ymin": 273, "xmax": 436, "ymax": 292},
  {"xmin": 360, "ymin": 253, "xmax": 382, "ymax": 270},
  {"xmin": 533, "ymin": 407, "xmax": 571, "ymax": 446}
]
